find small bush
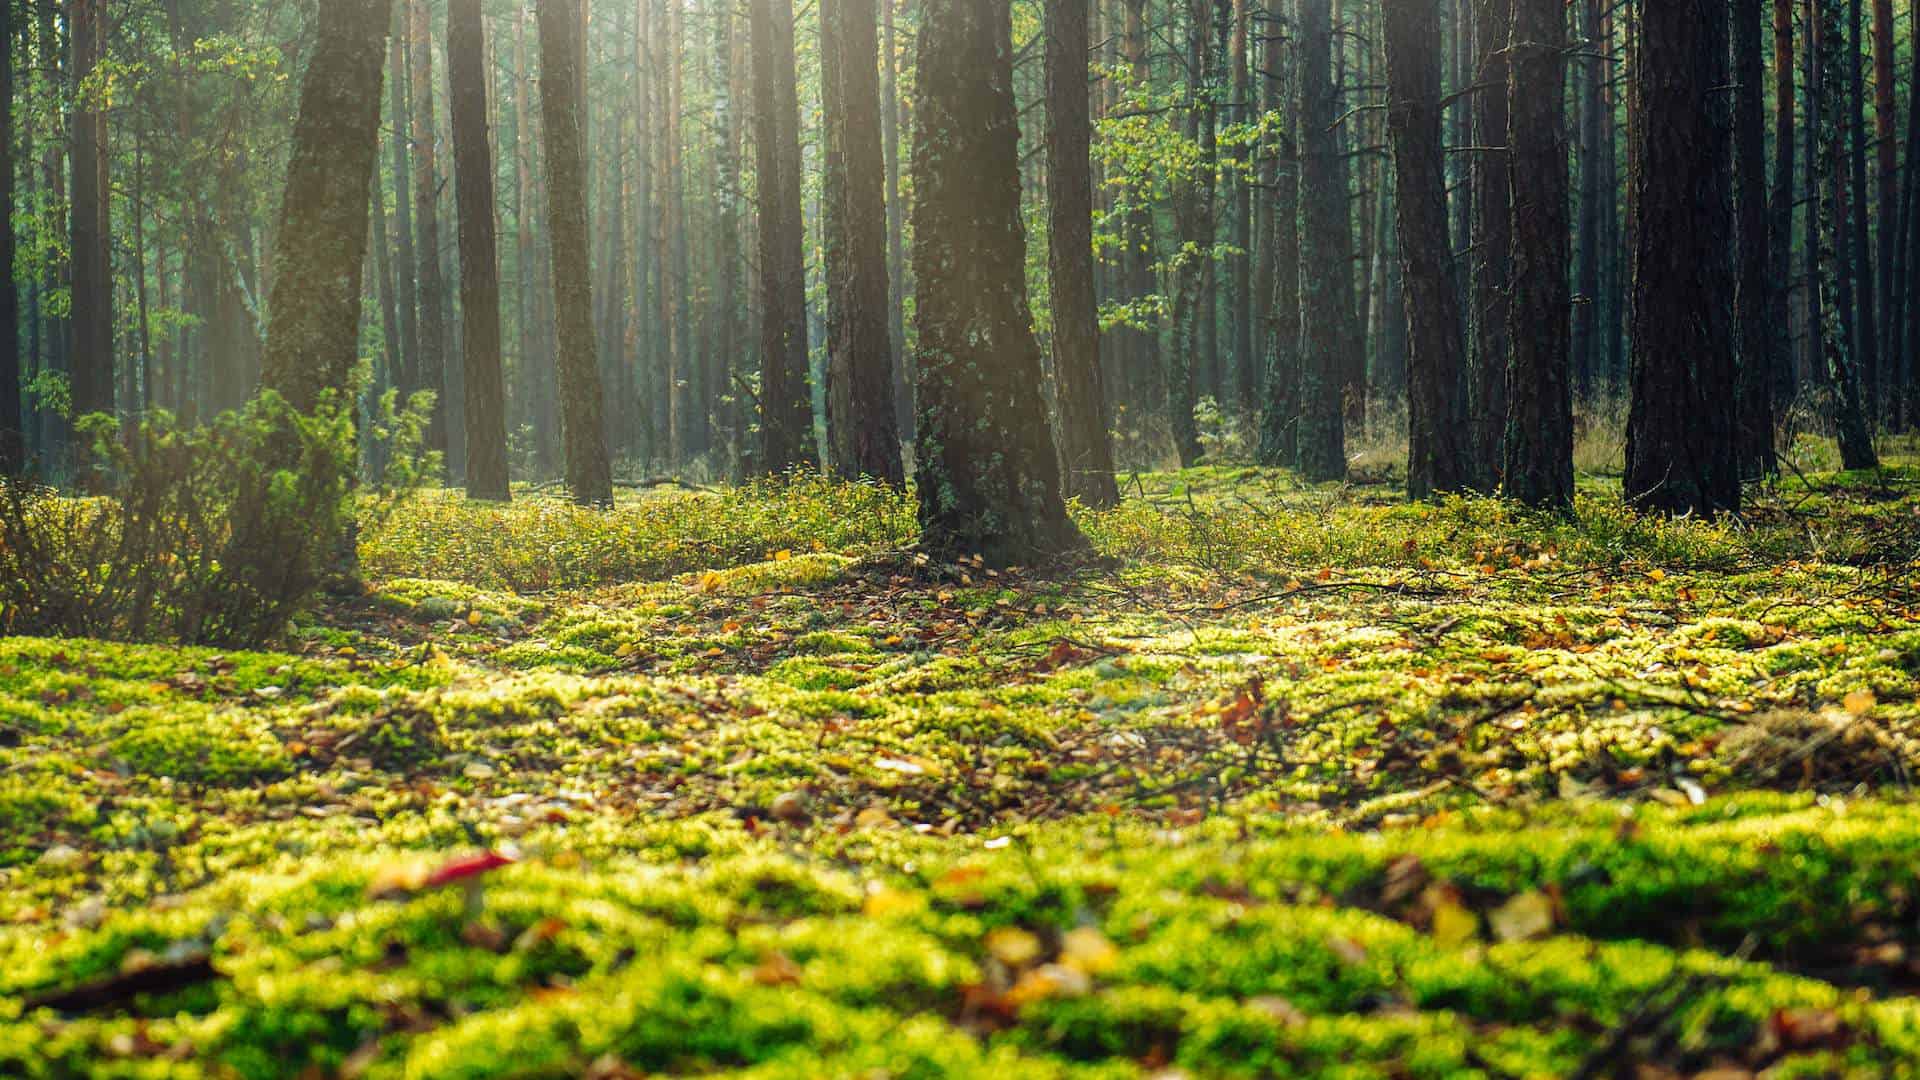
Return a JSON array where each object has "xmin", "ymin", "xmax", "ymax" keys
[{"xmin": 0, "ymin": 388, "xmax": 430, "ymax": 647}]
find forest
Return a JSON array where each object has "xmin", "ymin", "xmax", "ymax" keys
[{"xmin": 2, "ymin": 0, "xmax": 1920, "ymax": 1076}]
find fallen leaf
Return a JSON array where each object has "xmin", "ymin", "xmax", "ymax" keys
[{"xmin": 1488, "ymin": 890, "xmax": 1555, "ymax": 943}]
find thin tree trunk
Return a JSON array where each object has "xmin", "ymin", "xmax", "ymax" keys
[
  {"xmin": 1845, "ymin": 0, "xmax": 1878, "ymax": 421},
  {"xmin": 448, "ymin": 0, "xmax": 510, "ymax": 500},
  {"xmin": 69, "ymin": 0, "xmax": 112, "ymax": 428},
  {"xmin": 534, "ymin": 0, "xmax": 614, "ymax": 505},
  {"xmin": 1257, "ymin": 19, "xmax": 1302, "ymax": 468},
  {"xmin": 1467, "ymin": 0, "xmax": 1510, "ymax": 490},
  {"xmin": 1734, "ymin": 0, "xmax": 1779, "ymax": 476},
  {"xmin": 1772, "ymin": 0, "xmax": 1800, "ymax": 407},
  {"xmin": 409, "ymin": 0, "xmax": 450, "ymax": 462},
  {"xmin": 0, "ymin": 0, "xmax": 19, "ymax": 473},
  {"xmin": 750, "ymin": 0, "xmax": 814, "ymax": 472},
  {"xmin": 1294, "ymin": 0, "xmax": 1349, "ymax": 481}
]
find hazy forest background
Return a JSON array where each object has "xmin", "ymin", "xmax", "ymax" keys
[{"xmin": 1, "ymin": 1, "xmax": 1920, "ymax": 1077}]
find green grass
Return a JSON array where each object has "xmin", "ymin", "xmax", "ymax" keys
[{"xmin": 4, "ymin": 463, "xmax": 1920, "ymax": 1077}]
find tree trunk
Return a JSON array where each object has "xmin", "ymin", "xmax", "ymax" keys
[
  {"xmin": 1734, "ymin": 0, "xmax": 1779, "ymax": 476},
  {"xmin": 1845, "ymin": 0, "xmax": 1878, "ymax": 421},
  {"xmin": 387, "ymin": 22, "xmax": 421, "ymax": 403},
  {"xmin": 1294, "ymin": 0, "xmax": 1350, "ymax": 482},
  {"xmin": 259, "ymin": 0, "xmax": 392, "ymax": 412},
  {"xmin": 1467, "ymin": 0, "xmax": 1511, "ymax": 490},
  {"xmin": 821, "ymin": 0, "xmax": 906, "ymax": 485},
  {"xmin": 408, "ymin": 0, "xmax": 450, "ymax": 462},
  {"xmin": 1813, "ymin": 0, "xmax": 1879, "ymax": 467},
  {"xmin": 1625, "ymin": 0, "xmax": 1743, "ymax": 515},
  {"xmin": 1171, "ymin": 0, "xmax": 1222, "ymax": 466},
  {"xmin": 447, "ymin": 0, "xmax": 510, "ymax": 501},
  {"xmin": 910, "ymin": 0, "xmax": 1083, "ymax": 565},
  {"xmin": 1256, "ymin": 27, "xmax": 1301, "ymax": 468},
  {"xmin": 1571, "ymin": 0, "xmax": 1602, "ymax": 399},
  {"xmin": 1872, "ymin": 0, "xmax": 1897, "ymax": 409},
  {"xmin": 1385, "ymin": 0, "xmax": 1471, "ymax": 500},
  {"xmin": 882, "ymin": 0, "xmax": 913, "ymax": 440},
  {"xmin": 1045, "ymin": 0, "xmax": 1120, "ymax": 508},
  {"xmin": 534, "ymin": 0, "xmax": 614, "ymax": 505},
  {"xmin": 1771, "ymin": 0, "xmax": 1800, "ymax": 407},
  {"xmin": 1505, "ymin": 0, "xmax": 1573, "ymax": 508},
  {"xmin": 1228, "ymin": 0, "xmax": 1255, "ymax": 412},
  {"xmin": 750, "ymin": 0, "xmax": 815, "ymax": 473},
  {"xmin": 0, "ymin": 0, "xmax": 19, "ymax": 473},
  {"xmin": 69, "ymin": 0, "xmax": 112, "ymax": 428}
]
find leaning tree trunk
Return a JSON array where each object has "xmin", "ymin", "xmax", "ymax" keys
[
  {"xmin": 1505, "ymin": 0, "xmax": 1573, "ymax": 508},
  {"xmin": 448, "ymin": 0, "xmax": 510, "ymax": 501},
  {"xmin": 259, "ymin": 0, "xmax": 392, "ymax": 411},
  {"xmin": 534, "ymin": 0, "xmax": 613, "ymax": 505},
  {"xmin": 1045, "ymin": 0, "xmax": 1119, "ymax": 508},
  {"xmin": 821, "ymin": 0, "xmax": 905, "ymax": 485},
  {"xmin": 1467, "ymin": 0, "xmax": 1512, "ymax": 491},
  {"xmin": 1733, "ymin": 0, "xmax": 1779, "ymax": 477},
  {"xmin": 1384, "ymin": 0, "xmax": 1470, "ymax": 500},
  {"xmin": 1294, "ymin": 0, "xmax": 1350, "ymax": 482},
  {"xmin": 751, "ymin": 0, "xmax": 815, "ymax": 473},
  {"xmin": 910, "ymin": 0, "xmax": 1083, "ymax": 565},
  {"xmin": 1625, "ymin": 0, "xmax": 1743, "ymax": 515}
]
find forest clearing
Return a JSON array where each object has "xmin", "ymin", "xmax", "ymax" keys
[{"xmin": 4, "ymin": 456, "xmax": 1920, "ymax": 1077}]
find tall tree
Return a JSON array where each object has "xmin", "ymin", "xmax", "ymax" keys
[
  {"xmin": 1170, "ymin": 0, "xmax": 1223, "ymax": 466},
  {"xmin": 1256, "ymin": 27, "xmax": 1301, "ymax": 468},
  {"xmin": 1844, "ymin": 0, "xmax": 1878, "ymax": 419},
  {"xmin": 1871, "ymin": 0, "xmax": 1897, "ymax": 400},
  {"xmin": 1294, "ymin": 0, "xmax": 1350, "ymax": 482},
  {"xmin": 448, "ymin": 0, "xmax": 510, "ymax": 501},
  {"xmin": 535, "ymin": 0, "xmax": 614, "ymax": 505},
  {"xmin": 1733, "ymin": 0, "xmax": 1779, "ymax": 476},
  {"xmin": 409, "ymin": 0, "xmax": 451, "ymax": 461},
  {"xmin": 69, "ymin": 0, "xmax": 112, "ymax": 426},
  {"xmin": 910, "ymin": 0, "xmax": 1082, "ymax": 564},
  {"xmin": 1505, "ymin": 0, "xmax": 1573, "ymax": 508},
  {"xmin": 1467, "ymin": 0, "xmax": 1511, "ymax": 490},
  {"xmin": 1384, "ymin": 0, "xmax": 1470, "ymax": 499},
  {"xmin": 1625, "ymin": 0, "xmax": 1742, "ymax": 515},
  {"xmin": 1045, "ymin": 0, "xmax": 1119, "ymax": 508},
  {"xmin": 821, "ymin": 0, "xmax": 905, "ymax": 485},
  {"xmin": 750, "ymin": 0, "xmax": 814, "ymax": 473},
  {"xmin": 1771, "ymin": 0, "xmax": 1799, "ymax": 406},
  {"xmin": 1811, "ymin": 0, "xmax": 1879, "ymax": 467},
  {"xmin": 0, "ymin": 0, "xmax": 19, "ymax": 473},
  {"xmin": 388, "ymin": 21, "xmax": 421, "ymax": 403},
  {"xmin": 259, "ymin": 0, "xmax": 393, "ymax": 411}
]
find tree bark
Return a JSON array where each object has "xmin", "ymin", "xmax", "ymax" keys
[
  {"xmin": 1171, "ymin": 0, "xmax": 1223, "ymax": 466},
  {"xmin": 1845, "ymin": 0, "xmax": 1878, "ymax": 420},
  {"xmin": 448, "ymin": 0, "xmax": 510, "ymax": 501},
  {"xmin": 1256, "ymin": 26, "xmax": 1301, "ymax": 468},
  {"xmin": 821, "ymin": 0, "xmax": 906, "ymax": 485},
  {"xmin": 1771, "ymin": 0, "xmax": 1800, "ymax": 406},
  {"xmin": 534, "ymin": 0, "xmax": 614, "ymax": 505},
  {"xmin": 1467, "ymin": 0, "xmax": 1511, "ymax": 490},
  {"xmin": 1045, "ymin": 0, "xmax": 1119, "ymax": 508},
  {"xmin": 408, "ymin": 0, "xmax": 450, "ymax": 462},
  {"xmin": 259, "ymin": 0, "xmax": 393, "ymax": 413},
  {"xmin": 68, "ymin": 0, "xmax": 112, "ymax": 427},
  {"xmin": 1871, "ymin": 0, "xmax": 1897, "ymax": 405},
  {"xmin": 1294, "ymin": 0, "xmax": 1350, "ymax": 482},
  {"xmin": 1734, "ymin": 0, "xmax": 1779, "ymax": 476},
  {"xmin": 1625, "ymin": 0, "xmax": 1743, "ymax": 515},
  {"xmin": 1385, "ymin": 0, "xmax": 1471, "ymax": 500},
  {"xmin": 750, "ymin": 0, "xmax": 815, "ymax": 473},
  {"xmin": 0, "ymin": 0, "xmax": 19, "ymax": 473},
  {"xmin": 910, "ymin": 0, "xmax": 1083, "ymax": 565},
  {"xmin": 1505, "ymin": 0, "xmax": 1573, "ymax": 508}
]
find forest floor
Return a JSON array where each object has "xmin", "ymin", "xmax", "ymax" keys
[{"xmin": 4, "ymin": 453, "xmax": 1920, "ymax": 1078}]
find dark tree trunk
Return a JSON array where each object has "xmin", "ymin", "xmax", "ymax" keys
[
  {"xmin": 821, "ymin": 0, "xmax": 905, "ymax": 485},
  {"xmin": 1845, "ymin": 0, "xmax": 1878, "ymax": 421},
  {"xmin": 1505, "ymin": 0, "xmax": 1573, "ymax": 508},
  {"xmin": 1467, "ymin": 0, "xmax": 1510, "ymax": 490},
  {"xmin": 69, "ymin": 0, "xmax": 112, "ymax": 427},
  {"xmin": 1256, "ymin": 28, "xmax": 1301, "ymax": 468},
  {"xmin": 1771, "ymin": 0, "xmax": 1800, "ymax": 407},
  {"xmin": 882, "ymin": 0, "xmax": 912, "ymax": 440},
  {"xmin": 1571, "ymin": 0, "xmax": 1602, "ymax": 400},
  {"xmin": 1872, "ymin": 0, "xmax": 1897, "ymax": 414},
  {"xmin": 1045, "ymin": 0, "xmax": 1119, "ymax": 508},
  {"xmin": 750, "ymin": 0, "xmax": 814, "ymax": 473},
  {"xmin": 1227, "ymin": 0, "xmax": 1255, "ymax": 413},
  {"xmin": 1384, "ymin": 0, "xmax": 1470, "ymax": 500},
  {"xmin": 1625, "ymin": 0, "xmax": 1742, "ymax": 515},
  {"xmin": 448, "ymin": 0, "xmax": 510, "ymax": 501},
  {"xmin": 534, "ymin": 0, "xmax": 614, "ymax": 505},
  {"xmin": 409, "ymin": 0, "xmax": 450, "ymax": 462},
  {"xmin": 910, "ymin": 0, "xmax": 1083, "ymax": 565},
  {"xmin": 1734, "ymin": 0, "xmax": 1779, "ymax": 477},
  {"xmin": 0, "ymin": 0, "xmax": 19, "ymax": 473},
  {"xmin": 1171, "ymin": 0, "xmax": 1222, "ymax": 466},
  {"xmin": 1294, "ymin": 0, "xmax": 1350, "ymax": 482},
  {"xmin": 1812, "ymin": 0, "xmax": 1879, "ymax": 467},
  {"xmin": 1904, "ymin": 0, "xmax": 1920, "ymax": 430},
  {"xmin": 259, "ymin": 0, "xmax": 393, "ymax": 412},
  {"xmin": 388, "ymin": 23, "xmax": 421, "ymax": 402}
]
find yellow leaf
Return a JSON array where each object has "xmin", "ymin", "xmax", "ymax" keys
[
  {"xmin": 1003, "ymin": 964, "xmax": 1091, "ymax": 1007},
  {"xmin": 774, "ymin": 549, "xmax": 793, "ymax": 562},
  {"xmin": 862, "ymin": 883, "xmax": 922, "ymax": 918},
  {"xmin": 699, "ymin": 571, "xmax": 726, "ymax": 593},
  {"xmin": 1646, "ymin": 568, "xmax": 1667, "ymax": 582},
  {"xmin": 1059, "ymin": 927, "xmax": 1119, "ymax": 975},
  {"xmin": 1488, "ymin": 890, "xmax": 1555, "ymax": 943},
  {"xmin": 466, "ymin": 610, "xmax": 484, "ymax": 626},
  {"xmin": 985, "ymin": 926, "xmax": 1044, "ymax": 967},
  {"xmin": 1843, "ymin": 690, "xmax": 1878, "ymax": 716},
  {"xmin": 1429, "ymin": 894, "xmax": 1480, "ymax": 949}
]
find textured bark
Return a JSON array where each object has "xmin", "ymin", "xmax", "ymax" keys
[
  {"xmin": 534, "ymin": 0, "xmax": 613, "ymax": 505},
  {"xmin": 1571, "ymin": 0, "xmax": 1602, "ymax": 398},
  {"xmin": 1045, "ymin": 0, "xmax": 1119, "ymax": 508},
  {"xmin": 1904, "ymin": 0, "xmax": 1920, "ymax": 429},
  {"xmin": 1771, "ymin": 0, "xmax": 1800, "ymax": 405},
  {"xmin": 1733, "ymin": 0, "xmax": 1779, "ymax": 477},
  {"xmin": 714, "ymin": 1, "xmax": 745, "ymax": 476},
  {"xmin": 69, "ymin": 0, "xmax": 112, "ymax": 425},
  {"xmin": 910, "ymin": 0, "xmax": 1083, "ymax": 565},
  {"xmin": 1227, "ymin": 0, "xmax": 1254, "ymax": 411},
  {"xmin": 1872, "ymin": 0, "xmax": 1897, "ymax": 402},
  {"xmin": 1467, "ymin": 0, "xmax": 1510, "ymax": 490},
  {"xmin": 1385, "ymin": 0, "xmax": 1470, "ymax": 500},
  {"xmin": 1812, "ymin": 0, "xmax": 1879, "ymax": 468},
  {"xmin": 409, "ymin": 0, "xmax": 450, "ymax": 460},
  {"xmin": 821, "ymin": 0, "xmax": 905, "ymax": 485},
  {"xmin": 882, "ymin": 0, "xmax": 912, "ymax": 438},
  {"xmin": 750, "ymin": 0, "xmax": 814, "ymax": 473},
  {"xmin": 1845, "ymin": 0, "xmax": 1878, "ymax": 419},
  {"xmin": 259, "ymin": 0, "xmax": 392, "ymax": 412},
  {"xmin": 1505, "ymin": 0, "xmax": 1573, "ymax": 509},
  {"xmin": 1625, "ymin": 0, "xmax": 1742, "ymax": 516},
  {"xmin": 1294, "ymin": 0, "xmax": 1349, "ymax": 482},
  {"xmin": 388, "ymin": 24, "xmax": 421, "ymax": 402},
  {"xmin": 0, "ymin": 0, "xmax": 19, "ymax": 473},
  {"xmin": 448, "ymin": 0, "xmax": 510, "ymax": 501},
  {"xmin": 1170, "ymin": 0, "xmax": 1222, "ymax": 466},
  {"xmin": 1256, "ymin": 32, "xmax": 1301, "ymax": 468}
]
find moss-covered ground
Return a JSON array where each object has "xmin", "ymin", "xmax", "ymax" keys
[{"xmin": 5, "ymin": 463, "xmax": 1920, "ymax": 1078}]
